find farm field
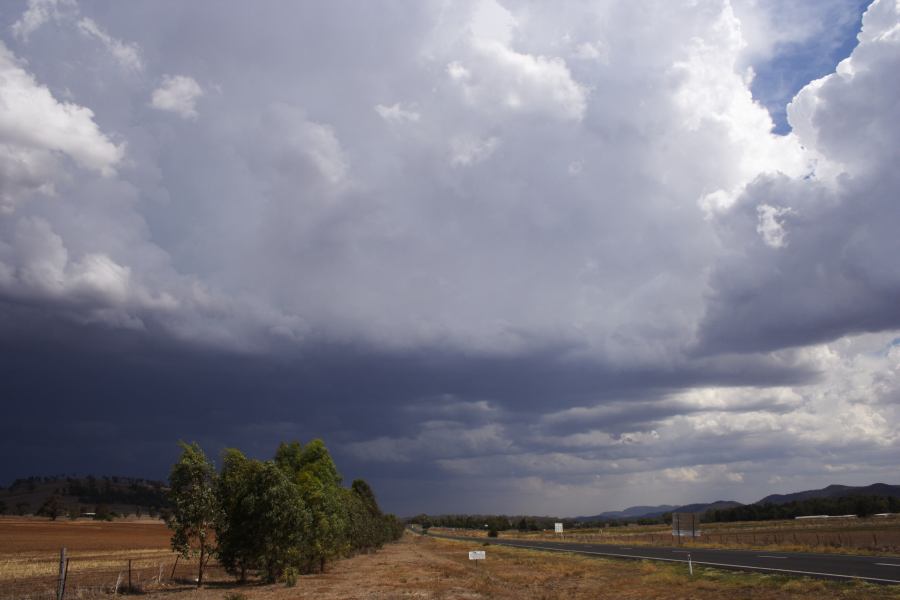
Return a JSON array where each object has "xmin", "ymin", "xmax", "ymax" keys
[
  {"xmin": 0, "ymin": 516, "xmax": 213, "ymax": 599},
  {"xmin": 2, "ymin": 519, "xmax": 899, "ymax": 599},
  {"xmin": 68, "ymin": 533, "xmax": 900, "ymax": 599},
  {"xmin": 431, "ymin": 516, "xmax": 900, "ymax": 557}
]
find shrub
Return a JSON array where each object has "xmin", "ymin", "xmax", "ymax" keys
[
  {"xmin": 223, "ymin": 593, "xmax": 248, "ymax": 600},
  {"xmin": 487, "ymin": 528, "xmax": 499, "ymax": 538},
  {"xmin": 283, "ymin": 566, "xmax": 298, "ymax": 587}
]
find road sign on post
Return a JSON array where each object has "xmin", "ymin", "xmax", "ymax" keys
[
  {"xmin": 671, "ymin": 513, "xmax": 700, "ymax": 539},
  {"xmin": 469, "ymin": 550, "xmax": 485, "ymax": 567},
  {"xmin": 554, "ymin": 522, "xmax": 563, "ymax": 534}
]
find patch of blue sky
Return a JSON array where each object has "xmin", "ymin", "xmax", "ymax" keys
[{"xmin": 751, "ymin": 0, "xmax": 869, "ymax": 134}]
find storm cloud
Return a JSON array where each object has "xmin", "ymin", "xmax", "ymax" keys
[{"xmin": 1, "ymin": 0, "xmax": 898, "ymax": 516}]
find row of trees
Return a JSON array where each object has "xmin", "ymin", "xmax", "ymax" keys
[
  {"xmin": 407, "ymin": 513, "xmax": 664, "ymax": 531},
  {"xmin": 0, "ymin": 500, "xmax": 30, "ymax": 515},
  {"xmin": 168, "ymin": 440, "xmax": 403, "ymax": 586},
  {"xmin": 705, "ymin": 495, "xmax": 900, "ymax": 522}
]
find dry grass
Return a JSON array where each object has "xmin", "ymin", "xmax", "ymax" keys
[
  {"xmin": 4, "ymin": 517, "xmax": 899, "ymax": 599},
  {"xmin": 435, "ymin": 516, "xmax": 900, "ymax": 557},
  {"xmin": 132, "ymin": 533, "xmax": 900, "ymax": 600}
]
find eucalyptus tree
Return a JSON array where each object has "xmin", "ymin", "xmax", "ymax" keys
[{"xmin": 168, "ymin": 441, "xmax": 219, "ymax": 587}]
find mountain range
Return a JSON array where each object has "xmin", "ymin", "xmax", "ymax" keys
[{"xmin": 577, "ymin": 482, "xmax": 900, "ymax": 521}]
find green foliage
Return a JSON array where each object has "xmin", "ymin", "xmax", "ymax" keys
[
  {"xmin": 37, "ymin": 494, "xmax": 63, "ymax": 520},
  {"xmin": 168, "ymin": 441, "xmax": 219, "ymax": 587},
  {"xmin": 218, "ymin": 455, "xmax": 312, "ymax": 582},
  {"xmin": 175, "ymin": 438, "xmax": 402, "ymax": 585},
  {"xmin": 283, "ymin": 566, "xmax": 298, "ymax": 587}
]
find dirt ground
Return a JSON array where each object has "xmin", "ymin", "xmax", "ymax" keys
[
  {"xmin": 0, "ymin": 516, "xmax": 170, "ymax": 554},
  {"xmin": 138, "ymin": 533, "xmax": 899, "ymax": 600}
]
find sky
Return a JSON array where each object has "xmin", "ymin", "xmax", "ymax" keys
[{"xmin": 0, "ymin": 0, "xmax": 898, "ymax": 518}]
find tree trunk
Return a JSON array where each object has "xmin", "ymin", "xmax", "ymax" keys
[{"xmin": 198, "ymin": 544, "xmax": 204, "ymax": 587}]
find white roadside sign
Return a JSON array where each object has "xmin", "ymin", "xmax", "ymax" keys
[
  {"xmin": 554, "ymin": 522, "xmax": 563, "ymax": 533},
  {"xmin": 468, "ymin": 550, "xmax": 486, "ymax": 560}
]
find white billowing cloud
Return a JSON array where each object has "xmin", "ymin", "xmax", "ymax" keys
[
  {"xmin": 572, "ymin": 41, "xmax": 608, "ymax": 63},
  {"xmin": 730, "ymin": 0, "xmax": 868, "ymax": 66},
  {"xmin": 374, "ymin": 103, "xmax": 421, "ymax": 124},
  {"xmin": 0, "ymin": 41, "xmax": 122, "ymax": 212},
  {"xmin": 77, "ymin": 17, "xmax": 142, "ymax": 72},
  {"xmin": 755, "ymin": 204, "xmax": 793, "ymax": 247},
  {"xmin": 469, "ymin": 0, "xmax": 516, "ymax": 45},
  {"xmin": 253, "ymin": 103, "xmax": 349, "ymax": 185},
  {"xmin": 11, "ymin": 0, "xmax": 76, "ymax": 41},
  {"xmin": 447, "ymin": 39, "xmax": 587, "ymax": 121},
  {"xmin": 0, "ymin": 217, "xmax": 136, "ymax": 316},
  {"xmin": 151, "ymin": 75, "xmax": 204, "ymax": 119},
  {"xmin": 3, "ymin": 1, "xmax": 891, "ymax": 364},
  {"xmin": 700, "ymin": 0, "xmax": 900, "ymax": 353},
  {"xmin": 449, "ymin": 134, "xmax": 499, "ymax": 166},
  {"xmin": 3, "ymin": 0, "xmax": 900, "ymax": 513}
]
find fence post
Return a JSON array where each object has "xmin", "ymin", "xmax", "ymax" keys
[
  {"xmin": 170, "ymin": 555, "xmax": 179, "ymax": 580},
  {"xmin": 56, "ymin": 547, "xmax": 67, "ymax": 600},
  {"xmin": 128, "ymin": 559, "xmax": 132, "ymax": 592}
]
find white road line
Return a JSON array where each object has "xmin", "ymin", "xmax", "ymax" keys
[
  {"xmin": 876, "ymin": 563, "xmax": 900, "ymax": 567},
  {"xmin": 490, "ymin": 542, "xmax": 900, "ymax": 585}
]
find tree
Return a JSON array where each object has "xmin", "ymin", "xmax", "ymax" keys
[
  {"xmin": 217, "ymin": 448, "xmax": 313, "ymax": 582},
  {"xmin": 0, "ymin": 500, "xmax": 6, "ymax": 515},
  {"xmin": 93, "ymin": 503, "xmax": 114, "ymax": 521},
  {"xmin": 275, "ymin": 439, "xmax": 346, "ymax": 573},
  {"xmin": 168, "ymin": 441, "xmax": 219, "ymax": 587},
  {"xmin": 216, "ymin": 448, "xmax": 256, "ymax": 582},
  {"xmin": 15, "ymin": 502, "xmax": 29, "ymax": 516},
  {"xmin": 37, "ymin": 494, "xmax": 63, "ymax": 520}
]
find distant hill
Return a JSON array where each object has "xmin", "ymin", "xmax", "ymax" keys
[
  {"xmin": 576, "ymin": 483, "xmax": 900, "ymax": 522},
  {"xmin": 670, "ymin": 500, "xmax": 743, "ymax": 514},
  {"xmin": 757, "ymin": 483, "xmax": 900, "ymax": 505},
  {"xmin": 579, "ymin": 500, "xmax": 743, "ymax": 522},
  {"xmin": 0, "ymin": 475, "xmax": 168, "ymax": 518},
  {"xmin": 578, "ymin": 505, "xmax": 678, "ymax": 520}
]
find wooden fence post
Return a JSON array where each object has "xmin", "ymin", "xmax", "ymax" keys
[
  {"xmin": 128, "ymin": 559, "xmax": 132, "ymax": 592},
  {"xmin": 56, "ymin": 547, "xmax": 67, "ymax": 600}
]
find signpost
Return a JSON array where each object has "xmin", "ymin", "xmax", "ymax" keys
[
  {"xmin": 554, "ymin": 522, "xmax": 563, "ymax": 534},
  {"xmin": 671, "ymin": 513, "xmax": 700, "ymax": 541},
  {"xmin": 468, "ymin": 550, "xmax": 485, "ymax": 567}
]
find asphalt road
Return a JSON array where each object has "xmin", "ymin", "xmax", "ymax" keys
[{"xmin": 425, "ymin": 532, "xmax": 900, "ymax": 584}]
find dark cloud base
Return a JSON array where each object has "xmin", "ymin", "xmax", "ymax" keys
[{"xmin": 0, "ymin": 299, "xmax": 819, "ymax": 513}]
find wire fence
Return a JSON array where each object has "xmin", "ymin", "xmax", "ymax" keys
[
  {"xmin": 432, "ymin": 522, "xmax": 900, "ymax": 553},
  {"xmin": 0, "ymin": 552, "xmax": 232, "ymax": 599}
]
